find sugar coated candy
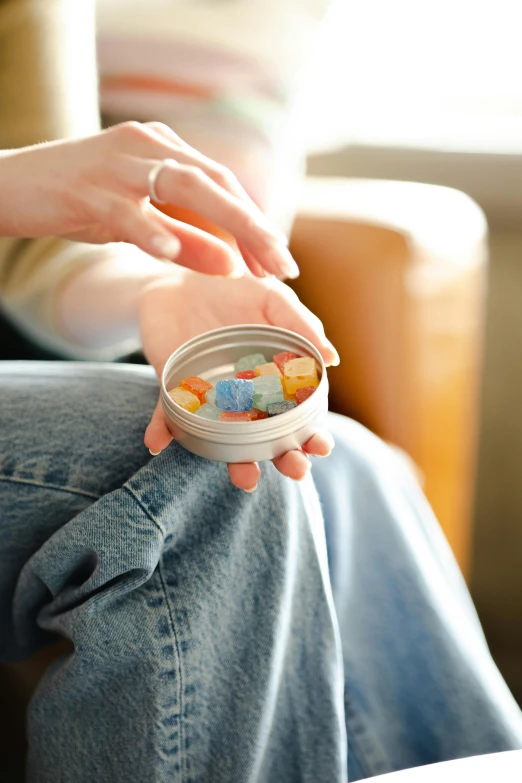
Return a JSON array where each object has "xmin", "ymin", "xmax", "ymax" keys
[
  {"xmin": 295, "ymin": 386, "xmax": 316, "ymax": 405},
  {"xmin": 236, "ymin": 370, "xmax": 257, "ymax": 380},
  {"xmin": 267, "ymin": 400, "xmax": 297, "ymax": 417},
  {"xmin": 235, "ymin": 353, "xmax": 267, "ymax": 373},
  {"xmin": 205, "ymin": 386, "xmax": 217, "ymax": 407},
  {"xmin": 283, "ymin": 357, "xmax": 319, "ymax": 396},
  {"xmin": 196, "ymin": 403, "xmax": 220, "ymax": 420},
  {"xmin": 255, "ymin": 362, "xmax": 282, "ymax": 378},
  {"xmin": 219, "ymin": 411, "xmax": 252, "ymax": 422},
  {"xmin": 168, "ymin": 387, "xmax": 200, "ymax": 413},
  {"xmin": 273, "ymin": 351, "xmax": 300, "ymax": 375},
  {"xmin": 179, "ymin": 376, "xmax": 213, "ymax": 404},
  {"xmin": 250, "ymin": 408, "xmax": 269, "ymax": 421},
  {"xmin": 252, "ymin": 375, "xmax": 284, "ymax": 412},
  {"xmin": 216, "ymin": 379, "xmax": 254, "ymax": 411}
]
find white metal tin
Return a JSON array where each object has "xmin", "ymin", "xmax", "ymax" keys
[{"xmin": 161, "ymin": 325, "xmax": 328, "ymax": 463}]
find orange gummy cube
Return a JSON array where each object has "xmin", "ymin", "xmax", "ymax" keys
[
  {"xmin": 255, "ymin": 362, "xmax": 282, "ymax": 378},
  {"xmin": 179, "ymin": 376, "xmax": 213, "ymax": 404},
  {"xmin": 168, "ymin": 386, "xmax": 201, "ymax": 413},
  {"xmin": 236, "ymin": 370, "xmax": 257, "ymax": 380},
  {"xmin": 273, "ymin": 351, "xmax": 300, "ymax": 374},
  {"xmin": 295, "ymin": 386, "xmax": 316, "ymax": 404},
  {"xmin": 219, "ymin": 411, "xmax": 252, "ymax": 422},
  {"xmin": 283, "ymin": 357, "xmax": 319, "ymax": 396},
  {"xmin": 250, "ymin": 407, "xmax": 269, "ymax": 420}
]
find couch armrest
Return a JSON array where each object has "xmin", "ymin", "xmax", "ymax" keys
[{"xmin": 289, "ymin": 177, "xmax": 487, "ymax": 576}]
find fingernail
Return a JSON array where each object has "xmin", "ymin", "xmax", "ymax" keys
[
  {"xmin": 151, "ymin": 235, "xmax": 181, "ymax": 259},
  {"xmin": 243, "ymin": 484, "xmax": 258, "ymax": 493},
  {"xmin": 326, "ymin": 343, "xmax": 340, "ymax": 366},
  {"xmin": 272, "ymin": 244, "xmax": 300, "ymax": 279},
  {"xmin": 149, "ymin": 448, "xmax": 162, "ymax": 456}
]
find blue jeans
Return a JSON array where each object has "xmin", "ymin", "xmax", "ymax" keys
[{"xmin": 1, "ymin": 362, "xmax": 521, "ymax": 782}]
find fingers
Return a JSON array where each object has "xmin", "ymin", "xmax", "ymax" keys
[
  {"xmin": 265, "ymin": 282, "xmax": 340, "ymax": 366},
  {"xmin": 142, "ymin": 122, "xmax": 271, "ymax": 225},
  {"xmin": 149, "ymin": 206, "xmax": 247, "ymax": 276},
  {"xmin": 302, "ymin": 430, "xmax": 335, "ymax": 457},
  {"xmin": 104, "ymin": 123, "xmax": 297, "ymax": 278},
  {"xmin": 236, "ymin": 240, "xmax": 271, "ymax": 278},
  {"xmin": 227, "ymin": 462, "xmax": 262, "ymax": 491},
  {"xmin": 114, "ymin": 155, "xmax": 298, "ymax": 279},
  {"xmin": 144, "ymin": 397, "xmax": 173, "ymax": 455},
  {"xmin": 272, "ymin": 449, "xmax": 312, "ymax": 480}
]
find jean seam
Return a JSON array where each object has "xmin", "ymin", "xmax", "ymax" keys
[
  {"xmin": 158, "ymin": 558, "xmax": 186, "ymax": 782},
  {"xmin": 123, "ymin": 484, "xmax": 186, "ymax": 780},
  {"xmin": 0, "ymin": 475, "xmax": 100, "ymax": 500}
]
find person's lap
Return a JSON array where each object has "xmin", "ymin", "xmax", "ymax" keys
[
  {"xmin": 0, "ymin": 362, "xmax": 346, "ymax": 782},
  {"xmin": 1, "ymin": 362, "xmax": 521, "ymax": 782}
]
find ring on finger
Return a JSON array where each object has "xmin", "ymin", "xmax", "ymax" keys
[{"xmin": 148, "ymin": 158, "xmax": 177, "ymax": 203}]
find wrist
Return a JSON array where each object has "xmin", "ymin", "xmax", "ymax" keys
[{"xmin": 58, "ymin": 244, "xmax": 182, "ymax": 352}]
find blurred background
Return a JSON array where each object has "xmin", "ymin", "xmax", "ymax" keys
[{"xmin": 93, "ymin": 0, "xmax": 522, "ymax": 703}]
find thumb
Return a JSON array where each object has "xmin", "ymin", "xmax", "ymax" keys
[{"xmin": 144, "ymin": 396, "xmax": 174, "ymax": 455}]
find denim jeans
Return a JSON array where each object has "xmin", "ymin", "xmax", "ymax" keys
[{"xmin": 1, "ymin": 362, "xmax": 521, "ymax": 783}]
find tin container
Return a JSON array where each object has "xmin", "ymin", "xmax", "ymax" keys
[{"xmin": 161, "ymin": 325, "xmax": 328, "ymax": 463}]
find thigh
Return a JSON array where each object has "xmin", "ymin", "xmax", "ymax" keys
[{"xmin": 0, "ymin": 361, "xmax": 158, "ymax": 658}]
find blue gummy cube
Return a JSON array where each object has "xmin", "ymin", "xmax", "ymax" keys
[
  {"xmin": 252, "ymin": 375, "xmax": 284, "ymax": 412},
  {"xmin": 267, "ymin": 400, "xmax": 297, "ymax": 417},
  {"xmin": 235, "ymin": 353, "xmax": 267, "ymax": 373},
  {"xmin": 216, "ymin": 379, "xmax": 254, "ymax": 411},
  {"xmin": 195, "ymin": 403, "xmax": 220, "ymax": 421}
]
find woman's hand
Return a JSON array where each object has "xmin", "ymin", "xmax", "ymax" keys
[
  {"xmin": 0, "ymin": 121, "xmax": 298, "ymax": 279},
  {"xmin": 139, "ymin": 270, "xmax": 339, "ymax": 490}
]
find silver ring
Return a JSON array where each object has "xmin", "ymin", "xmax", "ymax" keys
[{"xmin": 148, "ymin": 158, "xmax": 175, "ymax": 203}]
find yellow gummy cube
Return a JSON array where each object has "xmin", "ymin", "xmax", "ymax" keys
[
  {"xmin": 255, "ymin": 362, "xmax": 282, "ymax": 378},
  {"xmin": 283, "ymin": 357, "xmax": 319, "ymax": 395},
  {"xmin": 168, "ymin": 386, "xmax": 201, "ymax": 413}
]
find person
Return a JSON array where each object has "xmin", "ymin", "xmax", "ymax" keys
[{"xmin": 1, "ymin": 2, "xmax": 522, "ymax": 781}]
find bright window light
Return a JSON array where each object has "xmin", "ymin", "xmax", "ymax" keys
[{"xmin": 304, "ymin": 0, "xmax": 522, "ymax": 154}]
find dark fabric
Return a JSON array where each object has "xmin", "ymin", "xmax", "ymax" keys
[{"xmin": 0, "ymin": 310, "xmax": 147, "ymax": 364}]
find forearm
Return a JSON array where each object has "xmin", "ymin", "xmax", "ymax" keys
[{"xmin": 57, "ymin": 246, "xmax": 181, "ymax": 352}]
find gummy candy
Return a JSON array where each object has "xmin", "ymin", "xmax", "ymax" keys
[
  {"xmin": 283, "ymin": 357, "xmax": 319, "ymax": 396},
  {"xmin": 196, "ymin": 403, "xmax": 220, "ymax": 420},
  {"xmin": 267, "ymin": 400, "xmax": 297, "ymax": 417},
  {"xmin": 255, "ymin": 362, "xmax": 282, "ymax": 377},
  {"xmin": 252, "ymin": 375, "xmax": 284, "ymax": 412},
  {"xmin": 236, "ymin": 370, "xmax": 257, "ymax": 380},
  {"xmin": 295, "ymin": 386, "xmax": 316, "ymax": 405},
  {"xmin": 250, "ymin": 407, "xmax": 269, "ymax": 420},
  {"xmin": 273, "ymin": 351, "xmax": 300, "ymax": 375},
  {"xmin": 235, "ymin": 353, "xmax": 267, "ymax": 373},
  {"xmin": 216, "ymin": 379, "xmax": 254, "ymax": 411},
  {"xmin": 205, "ymin": 386, "xmax": 217, "ymax": 406},
  {"xmin": 219, "ymin": 411, "xmax": 252, "ymax": 422},
  {"xmin": 168, "ymin": 386, "xmax": 200, "ymax": 413},
  {"xmin": 179, "ymin": 376, "xmax": 213, "ymax": 404}
]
